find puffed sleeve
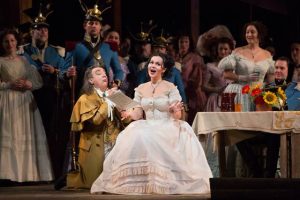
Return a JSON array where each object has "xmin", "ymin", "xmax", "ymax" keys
[
  {"xmin": 267, "ymin": 58, "xmax": 275, "ymax": 74},
  {"xmin": 0, "ymin": 62, "xmax": 10, "ymax": 90},
  {"xmin": 22, "ymin": 57, "xmax": 43, "ymax": 90},
  {"xmin": 133, "ymin": 86, "xmax": 142, "ymax": 104},
  {"xmin": 218, "ymin": 54, "xmax": 237, "ymax": 71},
  {"xmin": 126, "ymin": 85, "xmax": 143, "ymax": 120},
  {"xmin": 169, "ymin": 85, "xmax": 182, "ymax": 104}
]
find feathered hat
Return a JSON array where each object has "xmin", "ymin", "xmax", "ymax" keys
[
  {"xmin": 130, "ymin": 20, "xmax": 157, "ymax": 44},
  {"xmin": 78, "ymin": 0, "xmax": 111, "ymax": 22},
  {"xmin": 197, "ymin": 25, "xmax": 235, "ymax": 57},
  {"xmin": 152, "ymin": 29, "xmax": 169, "ymax": 48},
  {"xmin": 23, "ymin": 3, "xmax": 53, "ymax": 29}
]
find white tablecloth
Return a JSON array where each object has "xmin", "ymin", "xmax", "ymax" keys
[
  {"xmin": 192, "ymin": 111, "xmax": 300, "ymax": 178},
  {"xmin": 192, "ymin": 111, "xmax": 300, "ymax": 135}
]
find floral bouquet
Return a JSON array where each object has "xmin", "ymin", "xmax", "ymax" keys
[{"xmin": 242, "ymin": 83, "xmax": 287, "ymax": 111}]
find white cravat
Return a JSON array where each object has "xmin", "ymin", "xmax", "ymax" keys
[{"xmin": 95, "ymin": 88, "xmax": 116, "ymax": 121}]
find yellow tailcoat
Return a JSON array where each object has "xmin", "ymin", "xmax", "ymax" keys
[{"xmin": 67, "ymin": 91, "xmax": 122, "ymax": 189}]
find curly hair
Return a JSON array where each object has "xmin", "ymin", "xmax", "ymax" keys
[
  {"xmin": 144, "ymin": 52, "xmax": 174, "ymax": 79},
  {"xmin": 0, "ymin": 28, "xmax": 20, "ymax": 56}
]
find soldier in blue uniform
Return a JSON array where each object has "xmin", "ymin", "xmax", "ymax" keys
[
  {"xmin": 53, "ymin": 2, "xmax": 124, "ymax": 190},
  {"xmin": 65, "ymin": 4, "xmax": 124, "ymax": 98},
  {"xmin": 21, "ymin": 7, "xmax": 71, "ymax": 180}
]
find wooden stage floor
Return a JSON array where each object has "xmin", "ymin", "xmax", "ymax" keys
[{"xmin": 0, "ymin": 184, "xmax": 211, "ymax": 200}]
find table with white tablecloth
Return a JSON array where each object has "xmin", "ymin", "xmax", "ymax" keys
[{"xmin": 192, "ymin": 111, "xmax": 300, "ymax": 178}]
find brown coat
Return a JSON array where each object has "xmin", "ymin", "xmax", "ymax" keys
[{"xmin": 67, "ymin": 91, "xmax": 122, "ymax": 189}]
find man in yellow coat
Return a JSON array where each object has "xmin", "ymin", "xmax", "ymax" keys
[{"xmin": 67, "ymin": 65, "xmax": 123, "ymax": 189}]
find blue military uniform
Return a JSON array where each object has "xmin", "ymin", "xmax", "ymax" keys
[
  {"xmin": 23, "ymin": 43, "xmax": 67, "ymax": 79},
  {"xmin": 22, "ymin": 42, "xmax": 71, "ymax": 180},
  {"xmin": 286, "ymin": 82, "xmax": 300, "ymax": 110},
  {"xmin": 72, "ymin": 42, "xmax": 123, "ymax": 81},
  {"xmin": 63, "ymin": 40, "xmax": 124, "ymax": 99}
]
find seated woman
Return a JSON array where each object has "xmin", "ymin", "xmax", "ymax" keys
[{"xmin": 91, "ymin": 52, "xmax": 212, "ymax": 194}]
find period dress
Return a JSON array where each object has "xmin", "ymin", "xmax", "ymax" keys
[
  {"xmin": 204, "ymin": 62, "xmax": 227, "ymax": 112},
  {"xmin": 0, "ymin": 57, "xmax": 53, "ymax": 182},
  {"xmin": 218, "ymin": 53, "xmax": 275, "ymax": 177},
  {"xmin": 91, "ymin": 82, "xmax": 212, "ymax": 194},
  {"xmin": 218, "ymin": 53, "xmax": 275, "ymax": 111}
]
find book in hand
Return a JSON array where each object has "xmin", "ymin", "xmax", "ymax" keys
[{"xmin": 107, "ymin": 90, "xmax": 140, "ymax": 110}]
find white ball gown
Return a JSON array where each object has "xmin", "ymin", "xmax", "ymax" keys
[
  {"xmin": 91, "ymin": 82, "xmax": 212, "ymax": 194},
  {"xmin": 0, "ymin": 57, "xmax": 53, "ymax": 182}
]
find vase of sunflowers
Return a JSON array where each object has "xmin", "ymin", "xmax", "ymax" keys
[{"xmin": 241, "ymin": 84, "xmax": 287, "ymax": 111}]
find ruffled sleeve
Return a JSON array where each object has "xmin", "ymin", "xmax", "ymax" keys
[
  {"xmin": 266, "ymin": 58, "xmax": 275, "ymax": 74},
  {"xmin": 0, "ymin": 61, "xmax": 9, "ymax": 90},
  {"xmin": 218, "ymin": 54, "xmax": 237, "ymax": 71},
  {"xmin": 169, "ymin": 85, "xmax": 182, "ymax": 104},
  {"xmin": 22, "ymin": 57, "xmax": 43, "ymax": 90},
  {"xmin": 133, "ymin": 85, "xmax": 143, "ymax": 104},
  {"xmin": 0, "ymin": 61, "xmax": 9, "ymax": 89}
]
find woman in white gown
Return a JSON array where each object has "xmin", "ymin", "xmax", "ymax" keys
[
  {"xmin": 217, "ymin": 21, "xmax": 275, "ymax": 178},
  {"xmin": 91, "ymin": 53, "xmax": 212, "ymax": 194},
  {"xmin": 218, "ymin": 21, "xmax": 275, "ymax": 112},
  {"xmin": 0, "ymin": 29, "xmax": 53, "ymax": 182}
]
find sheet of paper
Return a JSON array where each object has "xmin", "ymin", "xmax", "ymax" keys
[{"xmin": 107, "ymin": 90, "xmax": 140, "ymax": 110}]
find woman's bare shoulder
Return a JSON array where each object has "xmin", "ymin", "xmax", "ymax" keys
[
  {"xmin": 135, "ymin": 82, "xmax": 148, "ymax": 92},
  {"xmin": 261, "ymin": 49, "xmax": 272, "ymax": 58},
  {"xmin": 233, "ymin": 46, "xmax": 247, "ymax": 54},
  {"xmin": 162, "ymin": 80, "xmax": 176, "ymax": 88}
]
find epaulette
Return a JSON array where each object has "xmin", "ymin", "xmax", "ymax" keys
[
  {"xmin": 17, "ymin": 43, "xmax": 30, "ymax": 55},
  {"xmin": 50, "ymin": 45, "xmax": 65, "ymax": 57}
]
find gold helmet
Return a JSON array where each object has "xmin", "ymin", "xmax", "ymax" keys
[
  {"xmin": 23, "ymin": 3, "xmax": 53, "ymax": 29},
  {"xmin": 130, "ymin": 21, "xmax": 157, "ymax": 44},
  {"xmin": 152, "ymin": 30, "xmax": 169, "ymax": 48},
  {"xmin": 79, "ymin": 0, "xmax": 111, "ymax": 22}
]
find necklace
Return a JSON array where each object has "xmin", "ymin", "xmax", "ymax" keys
[
  {"xmin": 150, "ymin": 80, "xmax": 162, "ymax": 94},
  {"xmin": 248, "ymin": 47, "xmax": 259, "ymax": 59},
  {"xmin": 251, "ymin": 50, "xmax": 258, "ymax": 59}
]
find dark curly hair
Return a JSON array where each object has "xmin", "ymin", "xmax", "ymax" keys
[
  {"xmin": 242, "ymin": 21, "xmax": 268, "ymax": 46},
  {"xmin": 0, "ymin": 28, "xmax": 20, "ymax": 56},
  {"xmin": 145, "ymin": 52, "xmax": 174, "ymax": 79}
]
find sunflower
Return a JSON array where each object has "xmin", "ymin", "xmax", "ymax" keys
[
  {"xmin": 263, "ymin": 91, "xmax": 277, "ymax": 105},
  {"xmin": 277, "ymin": 87, "xmax": 287, "ymax": 101}
]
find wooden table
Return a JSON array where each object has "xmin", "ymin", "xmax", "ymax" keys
[{"xmin": 192, "ymin": 111, "xmax": 300, "ymax": 178}]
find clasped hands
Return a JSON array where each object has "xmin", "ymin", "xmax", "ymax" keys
[
  {"xmin": 11, "ymin": 78, "xmax": 32, "ymax": 91},
  {"xmin": 238, "ymin": 72, "xmax": 259, "ymax": 82}
]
